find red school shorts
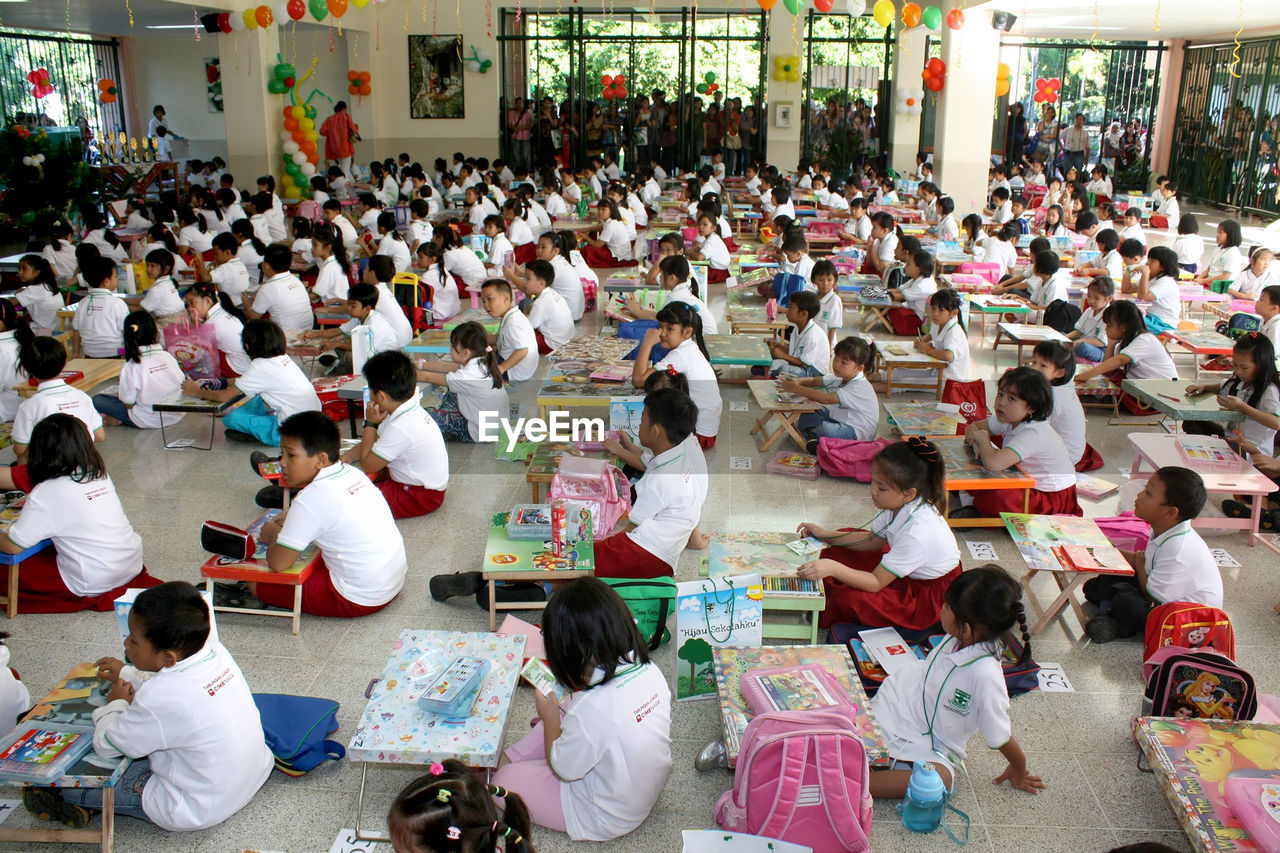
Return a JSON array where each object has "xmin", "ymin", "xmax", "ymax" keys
[
  {"xmin": 255, "ymin": 558, "xmax": 390, "ymax": 618},
  {"xmin": 696, "ymin": 434, "xmax": 717, "ymax": 450},
  {"xmin": 374, "ymin": 475, "xmax": 445, "ymax": 520},
  {"xmin": 593, "ymin": 532, "xmax": 673, "ymax": 579}
]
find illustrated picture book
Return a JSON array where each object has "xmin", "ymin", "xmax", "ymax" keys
[{"xmin": 1001, "ymin": 512, "xmax": 1133, "ymax": 574}]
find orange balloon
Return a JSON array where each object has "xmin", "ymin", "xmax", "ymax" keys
[
  {"xmin": 328, "ymin": 0, "xmax": 348, "ymax": 16},
  {"xmin": 902, "ymin": 2, "xmax": 921, "ymax": 27},
  {"xmin": 757, "ymin": 0, "xmax": 778, "ymax": 9},
  {"xmin": 347, "ymin": 70, "xmax": 359, "ymax": 81},
  {"xmin": 282, "ymin": 106, "xmax": 294, "ymax": 119}
]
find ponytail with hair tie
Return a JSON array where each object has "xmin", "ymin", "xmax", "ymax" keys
[{"xmin": 905, "ymin": 434, "xmax": 940, "ymax": 462}]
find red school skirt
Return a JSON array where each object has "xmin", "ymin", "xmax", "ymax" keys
[
  {"xmin": 707, "ymin": 268, "xmax": 730, "ymax": 284},
  {"xmin": 580, "ymin": 245, "xmax": 637, "ymax": 268},
  {"xmin": 971, "ymin": 484, "xmax": 1082, "ymax": 518},
  {"xmin": 816, "ymin": 543, "xmax": 961, "ymax": 631},
  {"xmin": 697, "ymin": 434, "xmax": 717, "ymax": 450},
  {"xmin": 0, "ymin": 552, "xmax": 161, "ymax": 614}
]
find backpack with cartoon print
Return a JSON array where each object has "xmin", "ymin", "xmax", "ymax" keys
[{"xmin": 1141, "ymin": 648, "xmax": 1256, "ymax": 721}]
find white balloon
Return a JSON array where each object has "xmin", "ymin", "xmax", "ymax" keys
[
  {"xmin": 228, "ymin": 12, "xmax": 243, "ymax": 31},
  {"xmin": 292, "ymin": 151, "xmax": 307, "ymax": 165},
  {"xmin": 895, "ymin": 104, "xmax": 908, "ymax": 115},
  {"xmin": 847, "ymin": 0, "xmax": 866, "ymax": 15},
  {"xmin": 301, "ymin": 163, "xmax": 317, "ymax": 177},
  {"xmin": 913, "ymin": 88, "xmax": 925, "ymax": 100},
  {"xmin": 274, "ymin": 2, "xmax": 290, "ymax": 20},
  {"xmin": 283, "ymin": 141, "xmax": 300, "ymax": 154},
  {"xmin": 909, "ymin": 105, "xmax": 922, "ymax": 116}
]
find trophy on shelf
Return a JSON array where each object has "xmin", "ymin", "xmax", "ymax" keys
[
  {"xmin": 148, "ymin": 137, "xmax": 159, "ymax": 162},
  {"xmin": 117, "ymin": 132, "xmax": 128, "ymax": 163}
]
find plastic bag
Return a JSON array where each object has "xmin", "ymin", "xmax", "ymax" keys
[{"xmin": 163, "ymin": 319, "xmax": 221, "ymax": 380}]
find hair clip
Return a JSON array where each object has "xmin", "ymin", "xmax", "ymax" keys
[
  {"xmin": 487, "ymin": 784, "xmax": 509, "ymax": 799},
  {"xmin": 429, "ymin": 762, "xmax": 445, "ymax": 776},
  {"xmin": 484, "ymin": 345, "xmax": 493, "ymax": 353},
  {"xmin": 667, "ymin": 364, "xmax": 679, "ymax": 376},
  {"xmin": 436, "ymin": 789, "xmax": 452, "ymax": 803},
  {"xmin": 446, "ymin": 826, "xmax": 462, "ymax": 840}
]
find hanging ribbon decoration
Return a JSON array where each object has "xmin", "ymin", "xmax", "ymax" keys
[
  {"xmin": 1228, "ymin": 0, "xmax": 1242, "ymax": 77},
  {"xmin": 125, "ymin": 0, "xmax": 135, "ymax": 28},
  {"xmin": 515, "ymin": 0, "xmax": 522, "ymax": 28},
  {"xmin": 193, "ymin": 5, "xmax": 201, "ymax": 41},
  {"xmin": 1152, "ymin": 0, "xmax": 1161, "ymax": 31},
  {"xmin": 486, "ymin": 0, "xmax": 493, "ymax": 38},
  {"xmin": 1089, "ymin": 0, "xmax": 1099, "ymax": 48}
]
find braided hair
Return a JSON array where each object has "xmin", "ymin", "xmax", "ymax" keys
[
  {"xmin": 388, "ymin": 759, "xmax": 535, "ymax": 853},
  {"xmin": 944, "ymin": 564, "xmax": 1031, "ymax": 665}
]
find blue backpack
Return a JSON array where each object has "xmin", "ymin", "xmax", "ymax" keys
[{"xmin": 253, "ymin": 693, "xmax": 344, "ymax": 777}]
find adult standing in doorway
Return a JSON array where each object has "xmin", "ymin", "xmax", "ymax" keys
[
  {"xmin": 1006, "ymin": 103, "xmax": 1027, "ymax": 168},
  {"xmin": 146, "ymin": 105, "xmax": 180, "ymax": 142},
  {"xmin": 506, "ymin": 97, "xmax": 534, "ymax": 172},
  {"xmin": 320, "ymin": 101, "xmax": 359, "ymax": 178},
  {"xmin": 1035, "ymin": 104, "xmax": 1059, "ymax": 173},
  {"xmin": 1060, "ymin": 112, "xmax": 1090, "ymax": 178}
]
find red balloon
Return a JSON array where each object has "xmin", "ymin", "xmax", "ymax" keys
[
  {"xmin": 814, "ymin": 0, "xmax": 835, "ymax": 10},
  {"xmin": 617, "ymin": 87, "xmax": 627, "ymax": 99},
  {"xmin": 945, "ymin": 8, "xmax": 964, "ymax": 28},
  {"xmin": 282, "ymin": 106, "xmax": 294, "ymax": 119},
  {"xmin": 284, "ymin": 76, "xmax": 295, "ymax": 88},
  {"xmin": 359, "ymin": 84, "xmax": 371, "ymax": 96},
  {"xmin": 284, "ymin": 117, "xmax": 299, "ymax": 131},
  {"xmin": 614, "ymin": 74, "xmax": 624, "ymax": 84},
  {"xmin": 286, "ymin": 0, "xmax": 306, "ymax": 20},
  {"xmin": 217, "ymin": 12, "xmax": 232, "ymax": 32},
  {"xmin": 603, "ymin": 89, "xmax": 615, "ymax": 99},
  {"xmin": 926, "ymin": 57, "xmax": 945, "ymax": 75},
  {"xmin": 347, "ymin": 70, "xmax": 359, "ymax": 81},
  {"xmin": 926, "ymin": 76, "xmax": 944, "ymax": 92},
  {"xmin": 292, "ymin": 129, "xmax": 307, "ymax": 144},
  {"xmin": 602, "ymin": 74, "xmax": 612, "ymax": 85}
]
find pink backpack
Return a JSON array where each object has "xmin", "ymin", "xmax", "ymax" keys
[
  {"xmin": 714, "ymin": 705, "xmax": 873, "ymax": 851},
  {"xmin": 547, "ymin": 456, "xmax": 631, "ymax": 539},
  {"xmin": 815, "ymin": 437, "xmax": 893, "ymax": 481}
]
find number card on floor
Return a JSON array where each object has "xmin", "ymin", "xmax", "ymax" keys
[
  {"xmin": 730, "ymin": 456, "xmax": 752, "ymax": 470},
  {"xmin": 965, "ymin": 540, "xmax": 998, "ymax": 561},
  {"xmin": 729, "ymin": 401, "xmax": 749, "ymax": 412},
  {"xmin": 1036, "ymin": 663, "xmax": 1074, "ymax": 693},
  {"xmin": 329, "ymin": 828, "xmax": 380, "ymax": 853}
]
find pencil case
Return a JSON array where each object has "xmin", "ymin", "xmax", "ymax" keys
[{"xmin": 200, "ymin": 521, "xmax": 255, "ymax": 561}]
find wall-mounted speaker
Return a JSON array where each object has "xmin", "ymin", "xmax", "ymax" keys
[{"xmin": 991, "ymin": 10, "xmax": 1017, "ymax": 31}]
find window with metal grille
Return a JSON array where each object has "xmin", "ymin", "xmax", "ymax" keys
[{"xmin": 0, "ymin": 28, "xmax": 124, "ymax": 146}]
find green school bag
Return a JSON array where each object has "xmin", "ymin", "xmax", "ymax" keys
[{"xmin": 601, "ymin": 576, "xmax": 676, "ymax": 650}]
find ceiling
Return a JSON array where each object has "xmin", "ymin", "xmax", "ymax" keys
[{"xmin": 3, "ymin": 0, "xmax": 1280, "ymax": 41}]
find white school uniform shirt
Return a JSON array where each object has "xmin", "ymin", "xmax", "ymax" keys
[
  {"xmin": 848, "ymin": 215, "xmax": 873, "ymax": 242},
  {"xmin": 0, "ymin": 645, "xmax": 29, "ymax": 727},
  {"xmin": 1087, "ymin": 177, "xmax": 1113, "ymax": 198},
  {"xmin": 342, "ymin": 311, "xmax": 400, "ymax": 356},
  {"xmin": 262, "ymin": 206, "xmax": 287, "ymax": 243},
  {"xmin": 817, "ymin": 289, "xmax": 843, "ymax": 334},
  {"xmin": 1120, "ymin": 332, "xmax": 1179, "ymax": 379},
  {"xmin": 73, "ymin": 288, "xmax": 129, "ymax": 358},
  {"xmin": 7, "ymin": 474, "xmax": 139, "ymax": 596},
  {"xmin": 900, "ymin": 275, "xmax": 938, "ymax": 321},
  {"xmin": 331, "ymin": 176, "xmax": 351, "ymax": 200},
  {"xmin": 931, "ymin": 317, "xmax": 969, "ymax": 382},
  {"xmin": 819, "ymin": 372, "xmax": 878, "ymax": 440},
  {"xmin": 278, "ymin": 463, "xmax": 407, "ymax": 606},
  {"xmin": 237, "ymin": 243, "xmax": 264, "ymax": 285},
  {"xmin": 507, "ymin": 216, "xmax": 535, "ymax": 248},
  {"xmin": 1119, "ymin": 223, "xmax": 1146, "ymax": 245},
  {"xmin": 655, "ymin": 339, "xmax": 722, "ymax": 437},
  {"xmin": 210, "ymin": 258, "xmax": 250, "ymax": 306},
  {"xmin": 199, "ymin": 210, "xmax": 230, "ymax": 235},
  {"xmin": 92, "ymin": 639, "xmax": 272, "ymax": 832},
  {"xmin": 978, "ymin": 237, "xmax": 1017, "ymax": 278},
  {"xmin": 372, "ymin": 392, "xmax": 449, "ymax": 490},
  {"xmin": 312, "ymin": 189, "xmax": 330, "ymax": 207},
  {"xmin": 234, "ymin": 355, "xmax": 322, "ymax": 424},
  {"xmin": 497, "ymin": 306, "xmax": 540, "ymax": 382},
  {"xmin": 1143, "ymin": 521, "xmax": 1222, "ymax": 607},
  {"xmin": 599, "ymin": 219, "xmax": 631, "ymax": 262},
  {"xmin": 1232, "ymin": 267, "xmax": 1275, "ymax": 299},
  {"xmin": 1174, "ymin": 234, "xmax": 1204, "ymax": 269},
  {"xmin": 993, "ymin": 201, "xmax": 1013, "ymax": 224},
  {"xmin": 1029, "ymin": 270, "xmax": 1069, "ymax": 306},
  {"xmin": 553, "ymin": 661, "xmax": 672, "ymax": 842},
  {"xmin": 1146, "ymin": 274, "xmax": 1181, "ymax": 327},
  {"xmin": 0, "ymin": 332, "xmax": 20, "ymax": 422},
  {"xmin": 376, "ymin": 235, "xmax": 412, "ymax": 273},
  {"xmin": 782, "ymin": 253, "xmax": 816, "ymax": 286},
  {"xmin": 252, "ymin": 272, "xmax": 313, "ymax": 332},
  {"xmin": 177, "ymin": 225, "xmax": 213, "ymax": 254},
  {"xmin": 311, "ymin": 256, "xmax": 349, "ymax": 303},
  {"xmin": 205, "ymin": 304, "xmax": 250, "ymax": 375},
  {"xmin": 15, "ymin": 284, "xmax": 63, "ymax": 329},
  {"xmin": 374, "ymin": 282, "xmax": 414, "ymax": 346},
  {"xmin": 545, "ymin": 192, "xmax": 570, "ymax": 218},
  {"xmin": 875, "ymin": 232, "xmax": 899, "ymax": 266},
  {"xmin": 788, "ymin": 319, "xmax": 832, "ymax": 374},
  {"xmin": 627, "ymin": 194, "xmax": 649, "ymax": 228},
  {"xmin": 85, "ymin": 229, "xmax": 128, "ymax": 262},
  {"xmin": 1074, "ymin": 305, "xmax": 1107, "ymax": 342},
  {"xmin": 41, "ymin": 242, "xmax": 78, "ymax": 280},
  {"xmin": 445, "ymin": 357, "xmax": 509, "ymax": 441},
  {"xmin": 224, "ymin": 202, "xmax": 246, "ymax": 226},
  {"xmin": 423, "ymin": 265, "xmax": 459, "ymax": 320},
  {"xmin": 988, "ymin": 383, "xmax": 1085, "ymax": 465},
  {"xmin": 668, "ymin": 282, "xmax": 717, "ymax": 334},
  {"xmin": 292, "ymin": 237, "xmax": 314, "ymax": 266},
  {"xmin": 1221, "ymin": 378, "xmax": 1280, "ymax": 451},
  {"xmin": 827, "ymin": 193, "xmax": 851, "ymax": 213},
  {"xmin": 616, "ymin": 207, "xmax": 638, "ymax": 242},
  {"xmin": 358, "ymin": 208, "xmax": 382, "ymax": 233},
  {"xmin": 775, "ymin": 200, "xmax": 796, "ymax": 220},
  {"xmin": 408, "ymin": 219, "xmax": 434, "ymax": 249},
  {"xmin": 443, "ymin": 246, "xmax": 488, "ymax": 290},
  {"xmin": 744, "ymin": 175, "xmax": 762, "ymax": 196},
  {"xmin": 140, "ymin": 275, "xmax": 184, "ymax": 317},
  {"xmin": 936, "ymin": 214, "xmax": 959, "ymax": 242},
  {"xmin": 486, "ymin": 233, "xmax": 515, "ymax": 274},
  {"xmin": 247, "ymin": 214, "xmax": 273, "ymax": 246},
  {"xmin": 641, "ymin": 178, "xmax": 662, "ymax": 206},
  {"xmin": 1098, "ymin": 249, "xmax": 1124, "ymax": 282},
  {"xmin": 117, "ymin": 344, "xmax": 184, "ymax": 429},
  {"xmin": 331, "ymin": 215, "xmax": 360, "ymax": 253},
  {"xmin": 1159, "ymin": 196, "xmax": 1181, "ymax": 229},
  {"xmin": 1000, "ymin": 418, "xmax": 1075, "ymax": 492},
  {"xmin": 872, "ymin": 635, "xmax": 1010, "ymax": 775},
  {"xmin": 1263, "ymin": 312, "xmax": 1280, "ymax": 364},
  {"xmin": 527, "ymin": 201, "xmax": 553, "ymax": 236},
  {"xmin": 627, "ymin": 434, "xmax": 708, "ymax": 569},
  {"xmin": 697, "ymin": 233, "xmax": 730, "ymax": 271},
  {"xmin": 869, "ymin": 497, "xmax": 960, "ymax": 579},
  {"xmin": 527, "ymin": 287, "xmax": 575, "ymax": 349}
]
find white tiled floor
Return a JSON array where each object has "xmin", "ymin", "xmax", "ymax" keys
[{"xmin": 0, "ymin": 260, "xmax": 1271, "ymax": 852}]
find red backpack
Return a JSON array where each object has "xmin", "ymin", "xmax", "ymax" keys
[
  {"xmin": 1143, "ymin": 601, "xmax": 1235, "ymax": 662},
  {"xmin": 941, "ymin": 379, "xmax": 987, "ymax": 435}
]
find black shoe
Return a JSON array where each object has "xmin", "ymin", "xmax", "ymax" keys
[
  {"xmin": 250, "ymin": 451, "xmax": 278, "ymax": 477},
  {"xmin": 318, "ymin": 353, "xmax": 337, "ymax": 368},
  {"xmin": 23, "ymin": 788, "xmax": 91, "ymax": 829},
  {"xmin": 430, "ymin": 571, "xmax": 485, "ymax": 602},
  {"xmin": 1085, "ymin": 614, "xmax": 1124, "ymax": 644},
  {"xmin": 1223, "ymin": 498, "xmax": 1251, "ymax": 519},
  {"xmin": 224, "ymin": 428, "xmax": 259, "ymax": 444},
  {"xmin": 255, "ymin": 485, "xmax": 286, "ymax": 509},
  {"xmin": 476, "ymin": 582, "xmax": 546, "ymax": 608},
  {"xmin": 210, "ymin": 580, "xmax": 264, "ymax": 610},
  {"xmin": 949, "ymin": 506, "xmax": 982, "ymax": 519}
]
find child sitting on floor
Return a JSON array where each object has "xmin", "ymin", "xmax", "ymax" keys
[
  {"xmin": 255, "ymin": 411, "xmax": 407, "ymax": 617},
  {"xmin": 1074, "ymin": 299, "xmax": 1179, "ymax": 386},
  {"xmin": 521, "ymin": 259, "xmax": 575, "ymax": 354},
  {"xmin": 417, "ymin": 321, "xmax": 510, "ymax": 443},
  {"xmin": 1226, "ymin": 247, "xmax": 1276, "ymax": 301},
  {"xmin": 1067, "ymin": 276, "xmax": 1114, "ymax": 363},
  {"xmin": 960, "ymin": 366, "xmax": 1081, "ymax": 518},
  {"xmin": 303, "ymin": 282, "xmax": 400, "ymax": 375},
  {"xmin": 784, "ymin": 335, "xmax": 880, "ymax": 451},
  {"xmin": 1139, "ymin": 245, "xmax": 1182, "ymax": 335},
  {"xmin": 13, "ymin": 337, "xmax": 105, "ymax": 462},
  {"xmin": 627, "ymin": 255, "xmax": 718, "ymax": 334},
  {"xmin": 492, "ymin": 578, "xmax": 671, "ymax": 841},
  {"xmin": 870, "ymin": 565, "xmax": 1043, "ymax": 799},
  {"xmin": 769, "ymin": 291, "xmax": 831, "ymax": 378},
  {"xmin": 1182, "ymin": 333, "xmax": 1280, "ymax": 452},
  {"xmin": 797, "ymin": 437, "xmax": 961, "ymax": 631},
  {"xmin": 139, "ymin": 250, "xmax": 186, "ymax": 321},
  {"xmin": 1084, "ymin": 467, "xmax": 1221, "ymax": 643},
  {"xmin": 812, "ymin": 259, "xmax": 843, "ymax": 346},
  {"xmin": 686, "ymin": 213, "xmax": 731, "ymax": 283},
  {"xmin": 91, "ymin": 311, "xmax": 184, "ymax": 430},
  {"xmin": 247, "ymin": 245, "xmax": 314, "ymax": 333},
  {"xmin": 0, "ymin": 414, "xmax": 159, "ymax": 612},
  {"xmin": 632, "ymin": 301, "xmax": 721, "ymax": 449},
  {"xmin": 1026, "ymin": 339, "xmax": 1095, "ymax": 471},
  {"xmin": 388, "ymin": 759, "xmax": 535, "ymax": 853},
  {"xmin": 72, "ymin": 257, "xmax": 129, "ymax": 359},
  {"xmin": 482, "ymin": 279, "xmax": 540, "ymax": 383},
  {"xmin": 886, "ymin": 250, "xmax": 937, "ymax": 337}
]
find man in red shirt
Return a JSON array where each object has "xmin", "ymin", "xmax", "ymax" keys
[{"xmin": 320, "ymin": 101, "xmax": 359, "ymax": 178}]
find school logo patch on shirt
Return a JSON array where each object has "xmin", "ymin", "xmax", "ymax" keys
[{"xmin": 947, "ymin": 688, "xmax": 972, "ymax": 715}]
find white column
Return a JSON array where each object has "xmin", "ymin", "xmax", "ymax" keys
[
  {"xmin": 218, "ymin": 25, "xmax": 284, "ymax": 187},
  {"xmin": 764, "ymin": 9, "xmax": 804, "ymax": 170},
  {"xmin": 889, "ymin": 24, "xmax": 928, "ymax": 176},
  {"xmin": 932, "ymin": 2, "xmax": 1000, "ymax": 214}
]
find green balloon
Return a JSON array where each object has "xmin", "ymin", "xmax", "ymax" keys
[
  {"xmin": 783, "ymin": 0, "xmax": 803, "ymax": 13},
  {"xmin": 309, "ymin": 0, "xmax": 327, "ymax": 21},
  {"xmin": 922, "ymin": 5, "xmax": 942, "ymax": 29},
  {"xmin": 304, "ymin": 105, "xmax": 317, "ymax": 119},
  {"xmin": 696, "ymin": 83, "xmax": 708, "ymax": 94},
  {"xmin": 275, "ymin": 64, "xmax": 295, "ymax": 81},
  {"xmin": 267, "ymin": 80, "xmax": 288, "ymax": 94},
  {"xmin": 705, "ymin": 71, "xmax": 716, "ymax": 83}
]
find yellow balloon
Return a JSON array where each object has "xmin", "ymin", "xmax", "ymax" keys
[
  {"xmin": 299, "ymin": 117, "xmax": 315, "ymax": 131},
  {"xmin": 242, "ymin": 8, "xmax": 258, "ymax": 29},
  {"xmin": 292, "ymin": 105, "xmax": 306, "ymax": 119},
  {"xmin": 872, "ymin": 0, "xmax": 894, "ymax": 27},
  {"xmin": 305, "ymin": 129, "xmax": 319, "ymax": 142},
  {"xmin": 352, "ymin": 0, "xmax": 369, "ymax": 6}
]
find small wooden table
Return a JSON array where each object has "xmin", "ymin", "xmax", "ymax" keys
[
  {"xmin": 725, "ymin": 291, "xmax": 788, "ymax": 336},
  {"xmin": 536, "ymin": 361, "xmax": 642, "ymax": 421},
  {"xmin": 1118, "ymin": 379, "xmax": 1247, "ymax": 428},
  {"xmin": 992, "ymin": 321, "xmax": 1068, "ymax": 363},
  {"xmin": 707, "ymin": 532, "xmax": 828, "ymax": 644},
  {"xmin": 878, "ymin": 342, "xmax": 947, "ymax": 398},
  {"xmin": 0, "ymin": 491, "xmax": 52, "ymax": 619},
  {"xmin": 481, "ymin": 511, "xmax": 594, "ymax": 631},
  {"xmin": 198, "ymin": 509, "xmax": 320, "ymax": 635},
  {"xmin": 857, "ymin": 293, "xmax": 896, "ymax": 334},
  {"xmin": 442, "ymin": 308, "xmax": 499, "ymax": 334},
  {"xmin": 402, "ymin": 329, "xmax": 452, "ymax": 356},
  {"xmin": 747, "ymin": 379, "xmax": 821, "ymax": 452},
  {"xmin": 153, "ymin": 391, "xmax": 245, "ymax": 451},
  {"xmin": 967, "ymin": 294, "xmax": 1031, "ymax": 338},
  {"xmin": 15, "ymin": 359, "xmax": 122, "ymax": 399},
  {"xmin": 543, "ymin": 333, "xmax": 636, "ymax": 364},
  {"xmin": 885, "ymin": 401, "xmax": 964, "ymax": 436},
  {"xmin": 931, "ymin": 435, "xmax": 1036, "ymax": 529},
  {"xmin": 1161, "ymin": 328, "xmax": 1235, "ymax": 379},
  {"xmin": 706, "ymin": 334, "xmax": 770, "ymax": 368}
]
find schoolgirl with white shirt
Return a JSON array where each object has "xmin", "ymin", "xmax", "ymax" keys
[
  {"xmin": 92, "ymin": 313, "xmax": 184, "ymax": 429},
  {"xmin": 83, "ymin": 216, "xmax": 128, "ymax": 263},
  {"xmin": 41, "ymin": 222, "xmax": 78, "ymax": 282},
  {"xmin": 230, "ymin": 220, "xmax": 265, "ymax": 284},
  {"xmin": 1138, "ymin": 246, "xmax": 1182, "ymax": 335},
  {"xmin": 935, "ymin": 201, "xmax": 960, "ymax": 242},
  {"xmin": 484, "ymin": 218, "xmax": 516, "ymax": 276},
  {"xmin": 310, "ymin": 227, "xmax": 351, "ymax": 305},
  {"xmin": 1184, "ymin": 334, "xmax": 1280, "ymax": 452},
  {"xmin": 420, "ymin": 323, "xmax": 510, "ymax": 443},
  {"xmin": 365, "ymin": 259, "xmax": 415, "ymax": 347},
  {"xmin": 1174, "ymin": 218, "xmax": 1204, "ymax": 273},
  {"xmin": 440, "ymin": 232, "xmax": 488, "ymax": 294},
  {"xmin": 176, "ymin": 206, "xmax": 213, "ymax": 255},
  {"xmin": 535, "ymin": 234, "xmax": 587, "ymax": 321},
  {"xmin": 689, "ymin": 215, "xmax": 730, "ymax": 281},
  {"xmin": 581, "ymin": 199, "xmax": 633, "ymax": 267},
  {"xmin": 466, "ymin": 187, "xmax": 500, "ymax": 231},
  {"xmin": 1227, "ymin": 249, "xmax": 1276, "ymax": 300},
  {"xmin": 13, "ymin": 255, "xmax": 64, "ymax": 330},
  {"xmin": 632, "ymin": 301, "xmax": 722, "ymax": 446},
  {"xmin": 406, "ymin": 201, "xmax": 434, "ymax": 250},
  {"xmin": 183, "ymin": 282, "xmax": 251, "ymax": 377},
  {"xmin": 416, "ymin": 243, "xmax": 460, "ymax": 322},
  {"xmin": 796, "ymin": 439, "xmax": 962, "ymax": 631},
  {"xmin": 916, "ymin": 291, "xmax": 970, "ymax": 383},
  {"xmin": 0, "ymin": 303, "xmax": 30, "ymax": 423}
]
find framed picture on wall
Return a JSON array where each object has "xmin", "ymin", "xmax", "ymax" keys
[
  {"xmin": 774, "ymin": 101, "xmax": 792, "ymax": 129},
  {"xmin": 205, "ymin": 59, "xmax": 222, "ymax": 113},
  {"xmin": 408, "ymin": 35, "xmax": 464, "ymax": 119}
]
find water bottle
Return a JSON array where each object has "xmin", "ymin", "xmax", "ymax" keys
[{"xmin": 898, "ymin": 761, "xmax": 948, "ymax": 834}]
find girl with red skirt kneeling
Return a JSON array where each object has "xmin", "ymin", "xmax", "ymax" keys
[
  {"xmin": 580, "ymin": 199, "xmax": 637, "ymax": 269},
  {"xmin": 797, "ymin": 437, "xmax": 962, "ymax": 631},
  {"xmin": 959, "ymin": 365, "xmax": 1082, "ymax": 519},
  {"xmin": 0, "ymin": 414, "xmax": 161, "ymax": 613}
]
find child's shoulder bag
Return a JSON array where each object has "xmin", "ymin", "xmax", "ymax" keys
[{"xmin": 253, "ymin": 693, "xmax": 345, "ymax": 776}]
